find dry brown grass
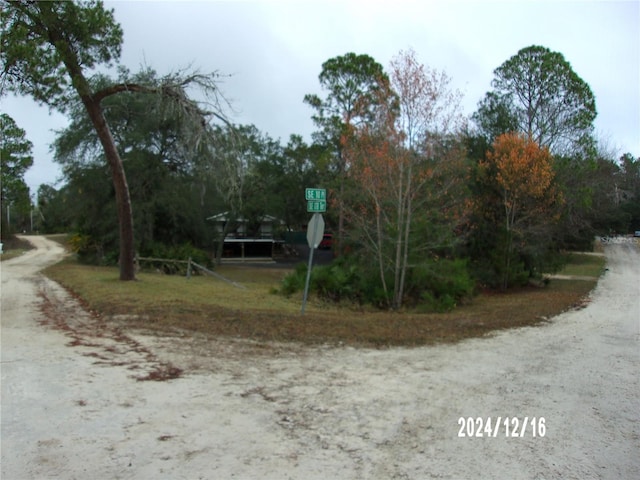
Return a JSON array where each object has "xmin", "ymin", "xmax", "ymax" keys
[{"xmin": 43, "ymin": 253, "xmax": 603, "ymax": 348}]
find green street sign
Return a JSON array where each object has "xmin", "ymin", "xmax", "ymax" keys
[
  {"xmin": 305, "ymin": 188, "xmax": 326, "ymax": 201},
  {"xmin": 307, "ymin": 200, "xmax": 326, "ymax": 212},
  {"xmin": 305, "ymin": 188, "xmax": 327, "ymax": 212}
]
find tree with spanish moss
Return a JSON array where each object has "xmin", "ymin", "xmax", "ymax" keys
[{"xmin": 1, "ymin": 0, "xmax": 230, "ymax": 279}]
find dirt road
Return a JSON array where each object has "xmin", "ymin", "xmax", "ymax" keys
[{"xmin": 2, "ymin": 236, "xmax": 639, "ymax": 479}]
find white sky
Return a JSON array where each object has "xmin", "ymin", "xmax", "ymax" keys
[{"xmin": 2, "ymin": 0, "xmax": 639, "ymax": 194}]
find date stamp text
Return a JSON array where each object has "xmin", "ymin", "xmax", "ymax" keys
[{"xmin": 457, "ymin": 417, "xmax": 546, "ymax": 438}]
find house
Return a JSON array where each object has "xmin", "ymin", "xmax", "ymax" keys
[{"xmin": 206, "ymin": 212, "xmax": 286, "ymax": 261}]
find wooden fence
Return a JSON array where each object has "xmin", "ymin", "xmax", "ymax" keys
[{"xmin": 135, "ymin": 255, "xmax": 246, "ymax": 289}]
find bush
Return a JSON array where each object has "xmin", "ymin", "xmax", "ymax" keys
[
  {"xmin": 68, "ymin": 234, "xmax": 213, "ymax": 273},
  {"xmin": 279, "ymin": 262, "xmax": 308, "ymax": 296},
  {"xmin": 469, "ymin": 246, "xmax": 530, "ymax": 290},
  {"xmin": 408, "ymin": 258, "xmax": 475, "ymax": 311},
  {"xmin": 311, "ymin": 261, "xmax": 359, "ymax": 302},
  {"xmin": 279, "ymin": 257, "xmax": 365, "ymax": 303},
  {"xmin": 279, "ymin": 255, "xmax": 474, "ymax": 311},
  {"xmin": 142, "ymin": 242, "xmax": 209, "ymax": 263},
  {"xmin": 419, "ymin": 292, "xmax": 456, "ymax": 313},
  {"xmin": 68, "ymin": 233, "xmax": 116, "ymax": 265},
  {"xmin": 68, "ymin": 233, "xmax": 90, "ymax": 255}
]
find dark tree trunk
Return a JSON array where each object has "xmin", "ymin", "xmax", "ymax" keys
[
  {"xmin": 23, "ymin": 2, "xmax": 137, "ymax": 280},
  {"xmin": 81, "ymin": 98, "xmax": 136, "ymax": 280}
]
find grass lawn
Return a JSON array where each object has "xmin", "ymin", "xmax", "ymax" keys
[
  {"xmin": 42, "ymin": 248, "xmax": 606, "ymax": 348},
  {"xmin": 559, "ymin": 252, "xmax": 606, "ymax": 277}
]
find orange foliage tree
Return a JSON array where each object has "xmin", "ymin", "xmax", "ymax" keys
[
  {"xmin": 343, "ymin": 50, "xmax": 469, "ymax": 309},
  {"xmin": 481, "ymin": 132, "xmax": 562, "ymax": 289}
]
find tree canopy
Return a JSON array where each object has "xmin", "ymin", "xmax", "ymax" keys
[
  {"xmin": 1, "ymin": 0, "xmax": 230, "ymax": 279},
  {"xmin": 339, "ymin": 49, "xmax": 470, "ymax": 309},
  {"xmin": 304, "ymin": 52, "xmax": 391, "ymax": 254},
  {"xmin": 474, "ymin": 45, "xmax": 597, "ymax": 155},
  {"xmin": 0, "ymin": 113, "xmax": 34, "ymax": 234},
  {"xmin": 1, "ymin": 0, "xmax": 122, "ymax": 108},
  {"xmin": 304, "ymin": 52, "xmax": 391, "ymax": 133}
]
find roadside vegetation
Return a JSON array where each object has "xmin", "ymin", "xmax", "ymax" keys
[
  {"xmin": 43, "ymin": 242, "xmax": 605, "ymax": 347},
  {"xmin": 3, "ymin": 3, "xmax": 637, "ymax": 322}
]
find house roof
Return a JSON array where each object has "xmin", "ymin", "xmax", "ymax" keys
[{"xmin": 206, "ymin": 212, "xmax": 283, "ymax": 224}]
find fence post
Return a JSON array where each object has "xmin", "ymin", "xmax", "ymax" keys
[{"xmin": 186, "ymin": 257, "xmax": 192, "ymax": 279}]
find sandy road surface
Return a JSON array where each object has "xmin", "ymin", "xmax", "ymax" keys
[{"xmin": 1, "ymin": 236, "xmax": 639, "ymax": 479}]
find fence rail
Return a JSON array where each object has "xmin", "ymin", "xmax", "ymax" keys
[
  {"xmin": 135, "ymin": 255, "xmax": 246, "ymax": 289},
  {"xmin": 189, "ymin": 260, "xmax": 247, "ymax": 289},
  {"xmin": 136, "ymin": 256, "xmax": 190, "ymax": 264}
]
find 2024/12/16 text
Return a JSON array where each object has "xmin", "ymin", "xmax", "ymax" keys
[{"xmin": 457, "ymin": 417, "xmax": 546, "ymax": 438}]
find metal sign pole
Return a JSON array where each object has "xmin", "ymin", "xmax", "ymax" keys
[{"xmin": 301, "ymin": 213, "xmax": 320, "ymax": 314}]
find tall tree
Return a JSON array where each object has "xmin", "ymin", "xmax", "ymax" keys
[
  {"xmin": 51, "ymin": 67, "xmax": 238, "ymax": 261},
  {"xmin": 304, "ymin": 53, "xmax": 390, "ymax": 254},
  {"xmin": 480, "ymin": 132, "xmax": 561, "ymax": 289},
  {"xmin": 343, "ymin": 50, "xmax": 469, "ymax": 309},
  {"xmin": 474, "ymin": 45, "xmax": 597, "ymax": 155},
  {"xmin": 0, "ymin": 113, "xmax": 33, "ymax": 234},
  {"xmin": 387, "ymin": 49, "xmax": 466, "ymax": 305},
  {"xmin": 53, "ymin": 100, "xmax": 189, "ymax": 259},
  {"xmin": 1, "ymin": 1, "xmax": 229, "ymax": 279},
  {"xmin": 1, "ymin": 0, "xmax": 136, "ymax": 277}
]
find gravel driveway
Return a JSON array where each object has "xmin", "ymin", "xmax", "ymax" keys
[{"xmin": 1, "ymin": 236, "xmax": 638, "ymax": 479}]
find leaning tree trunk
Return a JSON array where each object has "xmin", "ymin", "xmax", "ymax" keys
[
  {"xmin": 58, "ymin": 57, "xmax": 135, "ymax": 279},
  {"xmin": 49, "ymin": 24, "xmax": 137, "ymax": 281},
  {"xmin": 82, "ymin": 100, "xmax": 136, "ymax": 280},
  {"xmin": 81, "ymin": 98, "xmax": 136, "ymax": 280}
]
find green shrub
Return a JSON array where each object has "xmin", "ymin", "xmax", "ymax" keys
[
  {"xmin": 408, "ymin": 258, "xmax": 474, "ymax": 311},
  {"xmin": 311, "ymin": 261, "xmax": 358, "ymax": 302},
  {"xmin": 419, "ymin": 291, "xmax": 457, "ymax": 313},
  {"xmin": 68, "ymin": 233, "xmax": 115, "ymax": 265},
  {"xmin": 279, "ymin": 263, "xmax": 308, "ymax": 296},
  {"xmin": 279, "ymin": 257, "xmax": 362, "ymax": 302},
  {"xmin": 279, "ymin": 255, "xmax": 474, "ymax": 311}
]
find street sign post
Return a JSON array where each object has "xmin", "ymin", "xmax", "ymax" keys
[
  {"xmin": 301, "ymin": 212, "xmax": 325, "ymax": 314},
  {"xmin": 305, "ymin": 188, "xmax": 326, "ymax": 201},
  {"xmin": 307, "ymin": 200, "xmax": 326, "ymax": 213},
  {"xmin": 301, "ymin": 188, "xmax": 327, "ymax": 314},
  {"xmin": 305, "ymin": 188, "xmax": 327, "ymax": 213}
]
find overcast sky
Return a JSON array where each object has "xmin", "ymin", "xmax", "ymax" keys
[{"xmin": 3, "ymin": 0, "xmax": 639, "ymax": 194}]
